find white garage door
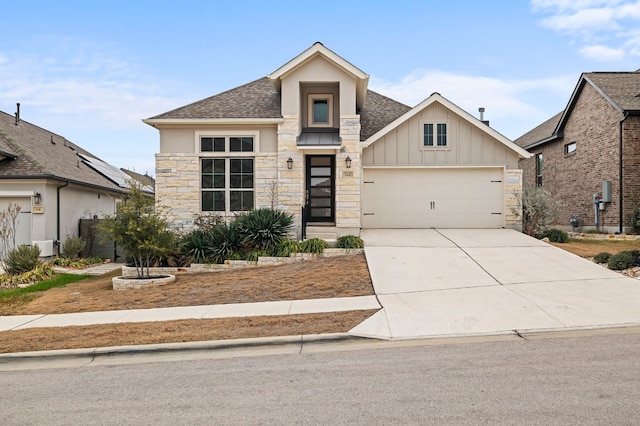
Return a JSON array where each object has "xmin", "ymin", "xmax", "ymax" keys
[{"xmin": 362, "ymin": 168, "xmax": 504, "ymax": 228}]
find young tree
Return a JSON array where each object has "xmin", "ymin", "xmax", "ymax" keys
[
  {"xmin": 513, "ymin": 185, "xmax": 566, "ymax": 237},
  {"xmin": 98, "ymin": 182, "xmax": 174, "ymax": 278},
  {"xmin": 0, "ymin": 203, "xmax": 22, "ymax": 270}
]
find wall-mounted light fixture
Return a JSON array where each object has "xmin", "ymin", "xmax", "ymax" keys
[
  {"xmin": 33, "ymin": 192, "xmax": 41, "ymax": 205},
  {"xmin": 287, "ymin": 157, "xmax": 293, "ymax": 170},
  {"xmin": 345, "ymin": 156, "xmax": 352, "ymax": 169}
]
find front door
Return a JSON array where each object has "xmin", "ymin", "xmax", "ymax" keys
[{"xmin": 305, "ymin": 155, "xmax": 335, "ymax": 223}]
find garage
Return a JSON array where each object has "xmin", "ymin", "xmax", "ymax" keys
[{"xmin": 361, "ymin": 167, "xmax": 505, "ymax": 229}]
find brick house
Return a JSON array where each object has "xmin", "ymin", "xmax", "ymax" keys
[
  {"xmin": 144, "ymin": 43, "xmax": 529, "ymax": 239},
  {"xmin": 515, "ymin": 71, "xmax": 640, "ymax": 233}
]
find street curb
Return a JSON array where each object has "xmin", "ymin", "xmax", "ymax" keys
[{"xmin": 0, "ymin": 333, "xmax": 366, "ymax": 363}]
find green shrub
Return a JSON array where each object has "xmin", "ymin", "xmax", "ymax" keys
[
  {"xmin": 0, "ymin": 263, "xmax": 56, "ymax": 287},
  {"xmin": 336, "ymin": 235, "xmax": 364, "ymax": 249},
  {"xmin": 5, "ymin": 244, "xmax": 41, "ymax": 275},
  {"xmin": 235, "ymin": 208, "xmax": 295, "ymax": 251},
  {"xmin": 61, "ymin": 236, "xmax": 86, "ymax": 260},
  {"xmin": 544, "ymin": 228, "xmax": 568, "ymax": 243},
  {"xmin": 300, "ymin": 238, "xmax": 329, "ymax": 254},
  {"xmin": 209, "ymin": 223, "xmax": 244, "ymax": 263},
  {"xmin": 244, "ymin": 249, "xmax": 271, "ymax": 262},
  {"xmin": 180, "ymin": 229, "xmax": 214, "ymax": 263},
  {"xmin": 608, "ymin": 251, "xmax": 634, "ymax": 270},
  {"xmin": 52, "ymin": 256, "xmax": 105, "ymax": 269},
  {"xmin": 593, "ymin": 252, "xmax": 612, "ymax": 264},
  {"xmin": 272, "ymin": 239, "xmax": 301, "ymax": 257}
]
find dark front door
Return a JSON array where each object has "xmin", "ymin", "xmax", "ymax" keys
[{"xmin": 306, "ymin": 155, "xmax": 335, "ymax": 223}]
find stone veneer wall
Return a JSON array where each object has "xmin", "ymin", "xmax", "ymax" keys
[
  {"xmin": 335, "ymin": 115, "xmax": 362, "ymax": 230},
  {"xmin": 505, "ymin": 168, "xmax": 523, "ymax": 231},
  {"xmin": 277, "ymin": 116, "xmax": 305, "ymax": 237},
  {"xmin": 155, "ymin": 151, "xmax": 277, "ymax": 232}
]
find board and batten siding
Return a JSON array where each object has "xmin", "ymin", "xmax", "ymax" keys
[{"xmin": 362, "ymin": 103, "xmax": 519, "ymax": 168}]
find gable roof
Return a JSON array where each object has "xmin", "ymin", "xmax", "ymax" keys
[
  {"xmin": 267, "ymin": 42, "xmax": 369, "ymax": 109},
  {"xmin": 0, "ymin": 110, "xmax": 132, "ymax": 193},
  {"xmin": 513, "ymin": 111, "xmax": 563, "ymax": 149},
  {"xmin": 515, "ymin": 71, "xmax": 640, "ymax": 150},
  {"xmin": 145, "ymin": 79, "xmax": 409, "ymax": 142},
  {"xmin": 361, "ymin": 92, "xmax": 531, "ymax": 159}
]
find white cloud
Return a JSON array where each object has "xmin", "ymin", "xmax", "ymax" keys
[
  {"xmin": 532, "ymin": 0, "xmax": 640, "ymax": 61},
  {"xmin": 0, "ymin": 36, "xmax": 191, "ymax": 130},
  {"xmin": 370, "ymin": 70, "xmax": 574, "ymax": 140},
  {"xmin": 579, "ymin": 44, "xmax": 626, "ymax": 60}
]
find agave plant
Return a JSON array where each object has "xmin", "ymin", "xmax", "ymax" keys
[
  {"xmin": 235, "ymin": 208, "xmax": 295, "ymax": 252},
  {"xmin": 180, "ymin": 229, "xmax": 214, "ymax": 264},
  {"xmin": 209, "ymin": 223, "xmax": 244, "ymax": 263}
]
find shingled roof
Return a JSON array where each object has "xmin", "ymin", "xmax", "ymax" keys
[
  {"xmin": 148, "ymin": 77, "xmax": 410, "ymax": 141},
  {"xmin": 359, "ymin": 90, "xmax": 412, "ymax": 141},
  {"xmin": 513, "ymin": 111, "xmax": 563, "ymax": 149},
  {"xmin": 149, "ymin": 78, "xmax": 282, "ymax": 120},
  {"xmin": 585, "ymin": 71, "xmax": 640, "ymax": 112},
  {"xmin": 0, "ymin": 110, "xmax": 128, "ymax": 193}
]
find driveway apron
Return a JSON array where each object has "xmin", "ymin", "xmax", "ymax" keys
[{"xmin": 350, "ymin": 229, "xmax": 640, "ymax": 339}]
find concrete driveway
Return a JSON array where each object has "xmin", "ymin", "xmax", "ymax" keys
[{"xmin": 350, "ymin": 229, "xmax": 640, "ymax": 339}]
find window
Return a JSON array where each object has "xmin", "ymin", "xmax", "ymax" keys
[
  {"xmin": 422, "ymin": 122, "xmax": 447, "ymax": 147},
  {"xmin": 308, "ymin": 94, "xmax": 333, "ymax": 127},
  {"xmin": 199, "ymin": 135, "xmax": 255, "ymax": 213},
  {"xmin": 536, "ymin": 153, "xmax": 543, "ymax": 187},
  {"xmin": 564, "ymin": 142, "xmax": 576, "ymax": 155}
]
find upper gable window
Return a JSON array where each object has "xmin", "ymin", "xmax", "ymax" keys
[
  {"xmin": 422, "ymin": 122, "xmax": 448, "ymax": 147},
  {"xmin": 308, "ymin": 94, "xmax": 333, "ymax": 127}
]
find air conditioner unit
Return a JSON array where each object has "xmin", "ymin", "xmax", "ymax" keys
[{"xmin": 32, "ymin": 240, "xmax": 55, "ymax": 257}]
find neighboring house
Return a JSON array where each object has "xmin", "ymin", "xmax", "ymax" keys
[
  {"xmin": 121, "ymin": 168, "xmax": 156, "ymax": 191},
  {"xmin": 0, "ymin": 106, "xmax": 143, "ymax": 256},
  {"xmin": 515, "ymin": 71, "xmax": 640, "ymax": 233},
  {"xmin": 144, "ymin": 42, "xmax": 530, "ymax": 239}
]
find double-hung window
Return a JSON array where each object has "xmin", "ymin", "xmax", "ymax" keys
[
  {"xmin": 422, "ymin": 122, "xmax": 448, "ymax": 147},
  {"xmin": 200, "ymin": 135, "xmax": 255, "ymax": 213}
]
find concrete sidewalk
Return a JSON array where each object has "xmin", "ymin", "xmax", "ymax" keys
[
  {"xmin": 351, "ymin": 229, "xmax": 640, "ymax": 340},
  {"xmin": 0, "ymin": 295, "xmax": 380, "ymax": 331}
]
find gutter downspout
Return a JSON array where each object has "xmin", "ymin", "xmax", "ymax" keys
[
  {"xmin": 619, "ymin": 112, "xmax": 628, "ymax": 234},
  {"xmin": 56, "ymin": 181, "xmax": 69, "ymax": 255}
]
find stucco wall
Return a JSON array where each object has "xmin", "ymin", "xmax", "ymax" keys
[
  {"xmin": 362, "ymin": 102, "xmax": 519, "ymax": 168},
  {"xmin": 159, "ymin": 126, "xmax": 278, "ymax": 153},
  {"xmin": 280, "ymin": 55, "xmax": 357, "ymax": 118}
]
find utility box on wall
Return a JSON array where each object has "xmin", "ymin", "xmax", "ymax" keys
[{"xmin": 602, "ymin": 180, "xmax": 612, "ymax": 203}]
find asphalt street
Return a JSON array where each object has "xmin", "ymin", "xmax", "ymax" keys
[{"xmin": 2, "ymin": 329, "xmax": 640, "ymax": 425}]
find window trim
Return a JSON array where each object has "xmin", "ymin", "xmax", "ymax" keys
[
  {"xmin": 535, "ymin": 153, "xmax": 543, "ymax": 187},
  {"xmin": 195, "ymin": 130, "xmax": 260, "ymax": 154},
  {"xmin": 420, "ymin": 120, "xmax": 449, "ymax": 149},
  {"xmin": 196, "ymin": 131, "xmax": 259, "ymax": 214},
  {"xmin": 564, "ymin": 141, "xmax": 577, "ymax": 156},
  {"xmin": 307, "ymin": 94, "xmax": 334, "ymax": 128}
]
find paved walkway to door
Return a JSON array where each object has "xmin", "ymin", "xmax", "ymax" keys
[{"xmin": 350, "ymin": 229, "xmax": 640, "ymax": 339}]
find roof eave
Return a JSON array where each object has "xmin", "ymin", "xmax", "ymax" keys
[
  {"xmin": 524, "ymin": 134, "xmax": 562, "ymax": 151},
  {"xmin": 143, "ymin": 118, "xmax": 284, "ymax": 127},
  {"xmin": 0, "ymin": 175, "xmax": 129, "ymax": 194}
]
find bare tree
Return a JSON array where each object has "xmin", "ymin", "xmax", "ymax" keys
[{"xmin": 0, "ymin": 203, "xmax": 22, "ymax": 268}]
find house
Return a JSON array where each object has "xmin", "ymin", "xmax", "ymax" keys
[
  {"xmin": 515, "ymin": 71, "xmax": 640, "ymax": 233},
  {"xmin": 0, "ymin": 105, "xmax": 145, "ymax": 257},
  {"xmin": 144, "ymin": 43, "xmax": 530, "ymax": 239}
]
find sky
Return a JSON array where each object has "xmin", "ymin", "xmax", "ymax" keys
[{"xmin": 1, "ymin": 0, "xmax": 639, "ymax": 177}]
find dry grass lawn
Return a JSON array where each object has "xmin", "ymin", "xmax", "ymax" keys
[
  {"xmin": 550, "ymin": 238, "xmax": 640, "ymax": 258},
  {"xmin": 0, "ymin": 254, "xmax": 376, "ymax": 354}
]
